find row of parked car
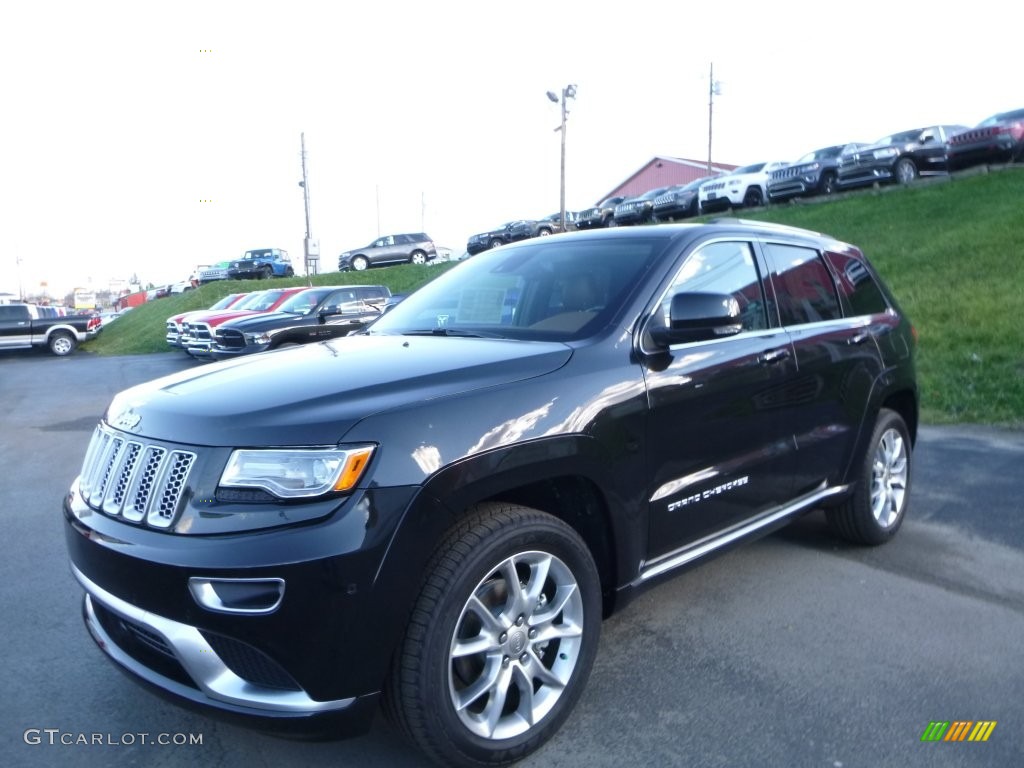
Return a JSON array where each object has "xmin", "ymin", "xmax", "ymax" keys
[
  {"xmin": 466, "ymin": 106, "xmax": 1024, "ymax": 252},
  {"xmin": 165, "ymin": 284, "xmax": 398, "ymax": 360}
]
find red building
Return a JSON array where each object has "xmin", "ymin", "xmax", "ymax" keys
[{"xmin": 598, "ymin": 156, "xmax": 738, "ymax": 202}]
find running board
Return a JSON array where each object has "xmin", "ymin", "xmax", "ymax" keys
[{"xmin": 637, "ymin": 483, "xmax": 849, "ymax": 583}]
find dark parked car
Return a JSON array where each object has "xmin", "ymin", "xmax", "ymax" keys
[
  {"xmin": 227, "ymin": 248, "xmax": 294, "ymax": 280},
  {"xmin": 507, "ymin": 212, "xmax": 576, "ymax": 241},
  {"xmin": 467, "ymin": 223, "xmax": 514, "ymax": 255},
  {"xmin": 767, "ymin": 143, "xmax": 865, "ymax": 202},
  {"xmin": 575, "ymin": 196, "xmax": 626, "ymax": 229},
  {"xmin": 835, "ymin": 125, "xmax": 967, "ymax": 189},
  {"xmin": 946, "ymin": 108, "xmax": 1024, "ymax": 170},
  {"xmin": 651, "ymin": 176, "xmax": 717, "ymax": 221},
  {"xmin": 209, "ymin": 285, "xmax": 391, "ymax": 360},
  {"xmin": 612, "ymin": 186, "xmax": 673, "ymax": 225},
  {"xmin": 338, "ymin": 233, "xmax": 437, "ymax": 271},
  {"xmin": 65, "ymin": 221, "xmax": 917, "ymax": 767}
]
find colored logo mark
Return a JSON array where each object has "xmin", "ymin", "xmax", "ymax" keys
[{"xmin": 921, "ymin": 721, "xmax": 996, "ymax": 742}]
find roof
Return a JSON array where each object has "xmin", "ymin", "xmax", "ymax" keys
[{"xmin": 598, "ymin": 156, "xmax": 739, "ymax": 203}]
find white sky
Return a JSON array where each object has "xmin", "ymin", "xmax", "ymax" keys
[{"xmin": 0, "ymin": 0, "xmax": 1016, "ymax": 299}]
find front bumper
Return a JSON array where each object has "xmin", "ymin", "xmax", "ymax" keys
[
  {"xmin": 210, "ymin": 342, "xmax": 268, "ymax": 360},
  {"xmin": 64, "ymin": 480, "xmax": 421, "ymax": 737}
]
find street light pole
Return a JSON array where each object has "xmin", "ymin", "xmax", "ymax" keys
[{"xmin": 547, "ymin": 84, "xmax": 577, "ymax": 232}]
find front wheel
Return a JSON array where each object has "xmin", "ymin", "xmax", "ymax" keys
[
  {"xmin": 895, "ymin": 157, "xmax": 917, "ymax": 184},
  {"xmin": 385, "ymin": 502, "xmax": 601, "ymax": 767},
  {"xmin": 826, "ymin": 408, "xmax": 912, "ymax": 545},
  {"xmin": 742, "ymin": 186, "xmax": 764, "ymax": 207},
  {"xmin": 351, "ymin": 255, "xmax": 369, "ymax": 271},
  {"xmin": 259, "ymin": 265, "xmax": 273, "ymax": 279},
  {"xmin": 48, "ymin": 331, "xmax": 76, "ymax": 356},
  {"xmin": 819, "ymin": 171, "xmax": 837, "ymax": 195}
]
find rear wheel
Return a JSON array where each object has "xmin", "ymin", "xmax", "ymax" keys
[
  {"xmin": 351, "ymin": 255, "xmax": 369, "ymax": 271},
  {"xmin": 410, "ymin": 250, "xmax": 427, "ymax": 265},
  {"xmin": 48, "ymin": 331, "xmax": 76, "ymax": 356},
  {"xmin": 385, "ymin": 502, "xmax": 601, "ymax": 767},
  {"xmin": 827, "ymin": 408, "xmax": 912, "ymax": 545}
]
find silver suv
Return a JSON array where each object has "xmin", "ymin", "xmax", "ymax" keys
[{"xmin": 338, "ymin": 233, "xmax": 437, "ymax": 271}]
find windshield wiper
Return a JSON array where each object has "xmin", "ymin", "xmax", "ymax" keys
[{"xmin": 401, "ymin": 328, "xmax": 502, "ymax": 339}]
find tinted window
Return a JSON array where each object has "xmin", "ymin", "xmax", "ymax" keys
[
  {"xmin": 764, "ymin": 243, "xmax": 841, "ymax": 325},
  {"xmin": 665, "ymin": 241, "xmax": 768, "ymax": 332},
  {"xmin": 368, "ymin": 237, "xmax": 667, "ymax": 341},
  {"xmin": 0, "ymin": 305, "xmax": 28, "ymax": 320},
  {"xmin": 823, "ymin": 251, "xmax": 889, "ymax": 316}
]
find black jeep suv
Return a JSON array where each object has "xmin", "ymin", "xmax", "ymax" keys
[{"xmin": 64, "ymin": 221, "xmax": 917, "ymax": 767}]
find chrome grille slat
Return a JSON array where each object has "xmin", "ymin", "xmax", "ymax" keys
[{"xmin": 76, "ymin": 425, "xmax": 197, "ymax": 529}]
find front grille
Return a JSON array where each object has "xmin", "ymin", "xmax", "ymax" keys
[
  {"xmin": 215, "ymin": 329, "xmax": 246, "ymax": 348},
  {"xmin": 192, "ymin": 323, "xmax": 212, "ymax": 341},
  {"xmin": 703, "ymin": 181, "xmax": 725, "ymax": 192},
  {"xmin": 201, "ymin": 632, "xmax": 302, "ymax": 691},
  {"xmin": 78, "ymin": 424, "xmax": 196, "ymax": 529}
]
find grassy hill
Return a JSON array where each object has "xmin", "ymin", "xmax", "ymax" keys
[{"xmin": 86, "ymin": 168, "xmax": 1024, "ymax": 426}]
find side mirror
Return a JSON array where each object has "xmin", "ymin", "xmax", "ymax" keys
[{"xmin": 649, "ymin": 292, "xmax": 743, "ymax": 346}]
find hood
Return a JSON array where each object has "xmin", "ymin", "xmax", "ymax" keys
[
  {"xmin": 106, "ymin": 335, "xmax": 573, "ymax": 446},
  {"xmin": 218, "ymin": 310, "xmax": 309, "ymax": 332}
]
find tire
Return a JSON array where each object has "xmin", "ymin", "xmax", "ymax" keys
[
  {"xmin": 537, "ymin": 227, "xmax": 552, "ymax": 236},
  {"xmin": 284, "ymin": 267, "xmax": 294, "ymax": 277},
  {"xmin": 895, "ymin": 158, "xmax": 917, "ymax": 184},
  {"xmin": 819, "ymin": 171, "xmax": 837, "ymax": 195},
  {"xmin": 826, "ymin": 408, "xmax": 912, "ymax": 545},
  {"xmin": 384, "ymin": 502, "xmax": 601, "ymax": 767},
  {"xmin": 410, "ymin": 250, "xmax": 427, "ymax": 265},
  {"xmin": 489, "ymin": 238, "xmax": 504, "ymax": 249},
  {"xmin": 259, "ymin": 265, "xmax": 273, "ymax": 280},
  {"xmin": 48, "ymin": 331, "xmax": 76, "ymax": 356},
  {"xmin": 742, "ymin": 186, "xmax": 764, "ymax": 207},
  {"xmin": 351, "ymin": 255, "xmax": 369, "ymax": 272}
]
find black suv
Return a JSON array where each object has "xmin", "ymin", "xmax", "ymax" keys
[
  {"xmin": 65, "ymin": 221, "xmax": 917, "ymax": 767},
  {"xmin": 836, "ymin": 125, "xmax": 967, "ymax": 189},
  {"xmin": 575, "ymin": 195, "xmax": 626, "ymax": 229},
  {"xmin": 338, "ymin": 233, "xmax": 437, "ymax": 271},
  {"xmin": 467, "ymin": 223, "xmax": 515, "ymax": 255},
  {"xmin": 209, "ymin": 285, "xmax": 390, "ymax": 360},
  {"xmin": 767, "ymin": 143, "xmax": 864, "ymax": 202},
  {"xmin": 507, "ymin": 212, "xmax": 576, "ymax": 241}
]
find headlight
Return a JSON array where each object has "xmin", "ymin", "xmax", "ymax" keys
[
  {"xmin": 874, "ymin": 148, "xmax": 899, "ymax": 159},
  {"xmin": 245, "ymin": 332, "xmax": 272, "ymax": 345},
  {"xmin": 220, "ymin": 446, "xmax": 375, "ymax": 499}
]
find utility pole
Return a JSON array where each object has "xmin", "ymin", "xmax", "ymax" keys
[
  {"xmin": 707, "ymin": 63, "xmax": 721, "ymax": 174},
  {"xmin": 299, "ymin": 133, "xmax": 318, "ymax": 279},
  {"xmin": 547, "ymin": 84, "xmax": 577, "ymax": 232}
]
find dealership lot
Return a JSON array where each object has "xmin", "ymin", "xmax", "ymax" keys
[{"xmin": 2, "ymin": 350, "xmax": 1022, "ymax": 767}]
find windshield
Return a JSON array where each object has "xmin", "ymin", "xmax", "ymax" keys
[
  {"xmin": 277, "ymin": 288, "xmax": 333, "ymax": 313},
  {"xmin": 244, "ymin": 290, "xmax": 287, "ymax": 311},
  {"xmin": 980, "ymin": 109, "xmax": 1024, "ymax": 127},
  {"xmin": 366, "ymin": 236, "xmax": 670, "ymax": 342},
  {"xmin": 733, "ymin": 163, "xmax": 766, "ymax": 174},
  {"xmin": 876, "ymin": 129, "xmax": 921, "ymax": 146},
  {"xmin": 796, "ymin": 146, "xmax": 842, "ymax": 163},
  {"xmin": 243, "ymin": 249, "xmax": 275, "ymax": 260}
]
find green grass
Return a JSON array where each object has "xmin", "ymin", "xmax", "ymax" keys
[
  {"xmin": 706, "ymin": 168, "xmax": 1024, "ymax": 426},
  {"xmin": 86, "ymin": 169, "xmax": 1024, "ymax": 425},
  {"xmin": 84, "ymin": 264, "xmax": 456, "ymax": 356}
]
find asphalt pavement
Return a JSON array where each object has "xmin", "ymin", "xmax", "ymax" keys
[{"xmin": 1, "ymin": 350, "xmax": 1021, "ymax": 768}]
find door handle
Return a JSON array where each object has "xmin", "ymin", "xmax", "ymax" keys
[
  {"xmin": 847, "ymin": 332, "xmax": 870, "ymax": 346},
  {"xmin": 759, "ymin": 348, "xmax": 791, "ymax": 365}
]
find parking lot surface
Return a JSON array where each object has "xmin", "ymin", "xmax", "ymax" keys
[{"xmin": 2, "ymin": 351, "xmax": 1022, "ymax": 767}]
